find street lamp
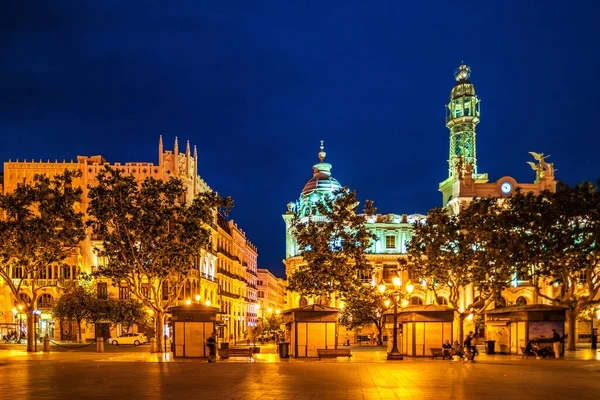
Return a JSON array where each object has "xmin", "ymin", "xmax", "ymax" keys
[
  {"xmin": 195, "ymin": 294, "xmax": 201, "ymax": 304},
  {"xmin": 378, "ymin": 277, "xmax": 414, "ymax": 360}
]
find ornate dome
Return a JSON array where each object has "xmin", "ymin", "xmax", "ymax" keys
[
  {"xmin": 450, "ymin": 64, "xmax": 476, "ymax": 100},
  {"xmin": 300, "ymin": 141, "xmax": 341, "ymax": 197}
]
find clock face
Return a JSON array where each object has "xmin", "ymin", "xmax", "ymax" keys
[{"xmin": 501, "ymin": 182, "xmax": 512, "ymax": 194}]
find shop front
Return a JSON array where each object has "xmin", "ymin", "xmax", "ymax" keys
[{"xmin": 484, "ymin": 304, "xmax": 566, "ymax": 355}]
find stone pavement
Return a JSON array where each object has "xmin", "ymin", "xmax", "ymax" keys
[{"xmin": 1, "ymin": 347, "xmax": 599, "ymax": 399}]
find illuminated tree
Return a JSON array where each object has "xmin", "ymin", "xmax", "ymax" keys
[
  {"xmin": 87, "ymin": 166, "xmax": 231, "ymax": 352},
  {"xmin": 339, "ymin": 286, "xmax": 386, "ymax": 344},
  {"xmin": 286, "ymin": 188, "xmax": 376, "ymax": 300},
  {"xmin": 402, "ymin": 198, "xmax": 516, "ymax": 343},
  {"xmin": 52, "ymin": 280, "xmax": 96, "ymax": 343},
  {"xmin": 504, "ymin": 183, "xmax": 600, "ymax": 350},
  {"xmin": 0, "ymin": 170, "xmax": 86, "ymax": 352}
]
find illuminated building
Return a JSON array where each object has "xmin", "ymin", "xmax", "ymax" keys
[
  {"xmin": 0, "ymin": 137, "xmax": 257, "ymax": 342},
  {"xmin": 257, "ymin": 268, "xmax": 286, "ymax": 316},
  {"xmin": 282, "ymin": 143, "xmax": 426, "ymax": 315}
]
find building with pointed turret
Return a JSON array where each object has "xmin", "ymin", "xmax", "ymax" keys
[{"xmin": 0, "ymin": 137, "xmax": 258, "ymax": 343}]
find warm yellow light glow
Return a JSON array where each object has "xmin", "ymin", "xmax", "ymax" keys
[
  {"xmin": 195, "ymin": 295, "xmax": 201, "ymax": 302},
  {"xmin": 205, "ymin": 300, "xmax": 211, "ymax": 307},
  {"xmin": 384, "ymin": 299, "xmax": 391, "ymax": 308},
  {"xmin": 406, "ymin": 281, "xmax": 414, "ymax": 293},
  {"xmin": 267, "ymin": 307, "xmax": 273, "ymax": 314},
  {"xmin": 185, "ymin": 299, "xmax": 191, "ymax": 305},
  {"xmin": 276, "ymin": 309, "xmax": 281, "ymax": 315},
  {"xmin": 146, "ymin": 309, "xmax": 154, "ymax": 315},
  {"xmin": 378, "ymin": 283, "xmax": 386, "ymax": 293},
  {"xmin": 392, "ymin": 277, "xmax": 401, "ymax": 287},
  {"xmin": 12, "ymin": 308, "xmax": 17, "ymax": 314},
  {"xmin": 467, "ymin": 313, "xmax": 474, "ymax": 321},
  {"xmin": 18, "ymin": 305, "xmax": 23, "ymax": 311},
  {"xmin": 402, "ymin": 299, "xmax": 409, "ymax": 307},
  {"xmin": 255, "ymin": 303, "xmax": 261, "ymax": 310}
]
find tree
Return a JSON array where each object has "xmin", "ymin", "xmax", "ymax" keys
[
  {"xmin": 339, "ymin": 286, "xmax": 386, "ymax": 344},
  {"xmin": 87, "ymin": 166, "xmax": 230, "ymax": 352},
  {"xmin": 286, "ymin": 188, "xmax": 376, "ymax": 301},
  {"xmin": 52, "ymin": 281, "xmax": 97, "ymax": 343},
  {"xmin": 504, "ymin": 183, "xmax": 600, "ymax": 350},
  {"xmin": 107, "ymin": 299, "xmax": 149, "ymax": 332},
  {"xmin": 402, "ymin": 197, "xmax": 515, "ymax": 344},
  {"xmin": 0, "ymin": 170, "xmax": 86, "ymax": 351}
]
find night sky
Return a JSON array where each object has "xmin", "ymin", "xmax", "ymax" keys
[{"xmin": 1, "ymin": 1, "xmax": 599, "ymax": 278}]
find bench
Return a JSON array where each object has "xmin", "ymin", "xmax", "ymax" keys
[
  {"xmin": 219, "ymin": 347, "xmax": 253, "ymax": 360},
  {"xmin": 317, "ymin": 348, "xmax": 352, "ymax": 360},
  {"xmin": 430, "ymin": 348, "xmax": 446, "ymax": 360}
]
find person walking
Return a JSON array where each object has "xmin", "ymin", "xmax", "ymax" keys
[
  {"xmin": 206, "ymin": 331, "xmax": 218, "ymax": 363},
  {"xmin": 552, "ymin": 329, "xmax": 561, "ymax": 359}
]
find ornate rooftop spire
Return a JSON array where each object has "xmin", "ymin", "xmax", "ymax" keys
[
  {"xmin": 454, "ymin": 63, "xmax": 471, "ymax": 81},
  {"xmin": 318, "ymin": 140, "xmax": 326, "ymax": 162}
]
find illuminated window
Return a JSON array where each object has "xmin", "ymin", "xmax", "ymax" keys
[
  {"xmin": 410, "ymin": 296, "xmax": 423, "ymax": 305},
  {"xmin": 386, "ymin": 236, "xmax": 396, "ymax": 249},
  {"xmin": 97, "ymin": 283, "xmax": 108, "ymax": 300},
  {"xmin": 119, "ymin": 286, "xmax": 129, "ymax": 300}
]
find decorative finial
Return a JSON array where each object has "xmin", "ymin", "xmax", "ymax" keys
[
  {"xmin": 174, "ymin": 136, "xmax": 179, "ymax": 154},
  {"xmin": 318, "ymin": 140, "xmax": 326, "ymax": 162},
  {"xmin": 186, "ymin": 140, "xmax": 191, "ymax": 155},
  {"xmin": 454, "ymin": 64, "xmax": 471, "ymax": 81}
]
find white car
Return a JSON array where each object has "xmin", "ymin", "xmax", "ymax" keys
[{"xmin": 108, "ymin": 332, "xmax": 148, "ymax": 346}]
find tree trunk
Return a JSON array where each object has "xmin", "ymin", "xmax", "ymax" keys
[
  {"xmin": 155, "ymin": 311, "xmax": 164, "ymax": 352},
  {"xmin": 376, "ymin": 320, "xmax": 383, "ymax": 345},
  {"xmin": 566, "ymin": 309, "xmax": 576, "ymax": 351},
  {"xmin": 77, "ymin": 320, "xmax": 82, "ymax": 344},
  {"xmin": 458, "ymin": 313, "xmax": 466, "ymax": 346},
  {"xmin": 26, "ymin": 310, "xmax": 35, "ymax": 352}
]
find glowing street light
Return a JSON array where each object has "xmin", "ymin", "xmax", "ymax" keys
[
  {"xmin": 205, "ymin": 300, "xmax": 211, "ymax": 307},
  {"xmin": 195, "ymin": 295, "xmax": 201, "ymax": 303},
  {"xmin": 185, "ymin": 299, "xmax": 191, "ymax": 306},
  {"xmin": 378, "ymin": 276, "xmax": 414, "ymax": 360}
]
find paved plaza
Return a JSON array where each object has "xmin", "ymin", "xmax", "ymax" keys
[{"xmin": 1, "ymin": 346, "xmax": 600, "ymax": 399}]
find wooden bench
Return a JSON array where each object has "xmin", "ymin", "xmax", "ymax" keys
[
  {"xmin": 430, "ymin": 348, "xmax": 445, "ymax": 360},
  {"xmin": 317, "ymin": 348, "xmax": 352, "ymax": 360},
  {"xmin": 219, "ymin": 347, "xmax": 253, "ymax": 360}
]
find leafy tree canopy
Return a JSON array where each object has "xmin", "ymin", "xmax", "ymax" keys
[
  {"xmin": 0, "ymin": 169, "xmax": 86, "ymax": 351},
  {"xmin": 286, "ymin": 188, "xmax": 376, "ymax": 299}
]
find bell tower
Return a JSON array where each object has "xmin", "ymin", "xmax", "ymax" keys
[{"xmin": 446, "ymin": 64, "xmax": 481, "ymax": 178}]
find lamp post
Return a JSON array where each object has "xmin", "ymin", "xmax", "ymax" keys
[{"xmin": 378, "ymin": 276, "xmax": 414, "ymax": 360}]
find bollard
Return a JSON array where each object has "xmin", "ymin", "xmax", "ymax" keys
[
  {"xmin": 43, "ymin": 335, "xmax": 50, "ymax": 352},
  {"xmin": 96, "ymin": 337, "xmax": 104, "ymax": 353},
  {"xmin": 149, "ymin": 337, "xmax": 156, "ymax": 353}
]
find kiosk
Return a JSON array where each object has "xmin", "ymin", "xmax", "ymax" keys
[{"xmin": 170, "ymin": 304, "xmax": 219, "ymax": 358}]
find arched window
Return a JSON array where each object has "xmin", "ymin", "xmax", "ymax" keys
[
  {"xmin": 495, "ymin": 297, "xmax": 506, "ymax": 308},
  {"xmin": 317, "ymin": 296, "xmax": 330, "ymax": 306},
  {"xmin": 436, "ymin": 296, "xmax": 448, "ymax": 306},
  {"xmin": 299, "ymin": 297, "xmax": 308, "ymax": 307},
  {"xmin": 410, "ymin": 296, "xmax": 423, "ymax": 305},
  {"xmin": 18, "ymin": 293, "xmax": 31, "ymax": 305},
  {"xmin": 38, "ymin": 294, "xmax": 53, "ymax": 308},
  {"xmin": 516, "ymin": 296, "xmax": 528, "ymax": 306}
]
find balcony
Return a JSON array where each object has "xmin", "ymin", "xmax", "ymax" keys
[
  {"xmin": 221, "ymin": 290, "xmax": 241, "ymax": 300},
  {"xmin": 217, "ymin": 247, "xmax": 240, "ymax": 262},
  {"xmin": 12, "ymin": 279, "xmax": 59, "ymax": 287}
]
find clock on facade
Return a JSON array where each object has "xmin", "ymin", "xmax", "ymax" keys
[{"xmin": 501, "ymin": 182, "xmax": 513, "ymax": 194}]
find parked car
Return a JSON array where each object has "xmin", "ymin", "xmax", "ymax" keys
[{"xmin": 107, "ymin": 332, "xmax": 148, "ymax": 346}]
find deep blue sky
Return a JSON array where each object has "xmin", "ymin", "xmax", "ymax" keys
[{"xmin": 1, "ymin": 1, "xmax": 599, "ymax": 278}]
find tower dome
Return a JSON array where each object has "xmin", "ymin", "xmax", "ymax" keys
[
  {"xmin": 450, "ymin": 64, "xmax": 476, "ymax": 100},
  {"xmin": 300, "ymin": 141, "xmax": 341, "ymax": 198}
]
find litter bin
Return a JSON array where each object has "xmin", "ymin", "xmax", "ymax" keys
[
  {"xmin": 220, "ymin": 342, "xmax": 229, "ymax": 350},
  {"xmin": 278, "ymin": 342, "xmax": 289, "ymax": 358},
  {"xmin": 484, "ymin": 340, "xmax": 495, "ymax": 354}
]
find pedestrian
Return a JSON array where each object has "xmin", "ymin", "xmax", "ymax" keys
[
  {"xmin": 552, "ymin": 329, "xmax": 561, "ymax": 359},
  {"xmin": 344, "ymin": 333, "xmax": 350, "ymax": 346},
  {"xmin": 206, "ymin": 331, "xmax": 218, "ymax": 363},
  {"xmin": 369, "ymin": 332, "xmax": 374, "ymax": 345}
]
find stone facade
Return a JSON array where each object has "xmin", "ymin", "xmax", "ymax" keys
[{"xmin": 0, "ymin": 137, "xmax": 257, "ymax": 343}]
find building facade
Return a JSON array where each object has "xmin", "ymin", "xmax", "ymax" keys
[
  {"xmin": 257, "ymin": 268, "xmax": 286, "ymax": 316},
  {"xmin": 283, "ymin": 65, "xmax": 594, "ymax": 345},
  {"xmin": 0, "ymin": 137, "xmax": 257, "ymax": 342}
]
